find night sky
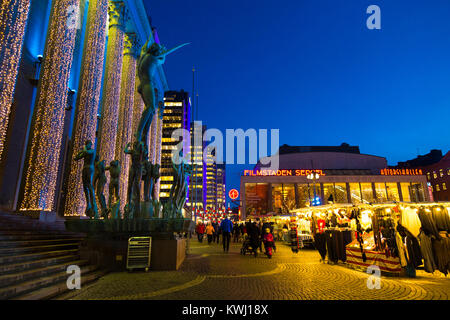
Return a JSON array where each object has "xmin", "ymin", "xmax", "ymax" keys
[{"xmin": 144, "ymin": 0, "xmax": 450, "ymax": 206}]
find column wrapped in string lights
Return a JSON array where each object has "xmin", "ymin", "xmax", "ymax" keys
[
  {"xmin": 0, "ymin": 0, "xmax": 31, "ymax": 163},
  {"xmin": 64, "ymin": 0, "xmax": 108, "ymax": 216},
  {"xmin": 116, "ymin": 33, "xmax": 138, "ymax": 211},
  {"xmin": 19, "ymin": 0, "xmax": 79, "ymax": 212},
  {"xmin": 148, "ymin": 113, "xmax": 158, "ymax": 163},
  {"xmin": 131, "ymin": 80, "xmax": 144, "ymax": 140},
  {"xmin": 154, "ymin": 109, "xmax": 163, "ymax": 203},
  {"xmin": 97, "ymin": 0, "xmax": 126, "ymax": 171}
]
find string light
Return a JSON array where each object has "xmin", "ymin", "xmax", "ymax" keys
[
  {"xmin": 64, "ymin": 0, "xmax": 108, "ymax": 216},
  {"xmin": 0, "ymin": 0, "xmax": 31, "ymax": 163},
  {"xmin": 97, "ymin": 1, "xmax": 126, "ymax": 189},
  {"xmin": 154, "ymin": 110, "xmax": 163, "ymax": 201},
  {"xmin": 116, "ymin": 33, "xmax": 137, "ymax": 211},
  {"xmin": 20, "ymin": 0, "xmax": 79, "ymax": 212}
]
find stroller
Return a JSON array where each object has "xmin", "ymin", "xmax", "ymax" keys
[{"xmin": 240, "ymin": 234, "xmax": 259, "ymax": 257}]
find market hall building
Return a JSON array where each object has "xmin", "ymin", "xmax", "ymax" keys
[{"xmin": 240, "ymin": 144, "xmax": 430, "ymax": 219}]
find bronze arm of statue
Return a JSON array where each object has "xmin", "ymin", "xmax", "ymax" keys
[{"xmin": 136, "ymin": 39, "xmax": 189, "ymax": 143}]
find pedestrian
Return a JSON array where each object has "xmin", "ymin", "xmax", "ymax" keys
[
  {"xmin": 206, "ymin": 222, "xmax": 214, "ymax": 244},
  {"xmin": 233, "ymin": 222, "xmax": 241, "ymax": 242},
  {"xmin": 196, "ymin": 221, "xmax": 205, "ymax": 243},
  {"xmin": 220, "ymin": 216, "xmax": 233, "ymax": 252}
]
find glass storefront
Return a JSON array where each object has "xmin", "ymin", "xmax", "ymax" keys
[
  {"xmin": 271, "ymin": 184, "xmax": 296, "ymax": 214},
  {"xmin": 334, "ymin": 183, "xmax": 348, "ymax": 203},
  {"xmin": 245, "ymin": 183, "xmax": 268, "ymax": 216},
  {"xmin": 400, "ymin": 182, "xmax": 412, "ymax": 202},
  {"xmin": 360, "ymin": 183, "xmax": 374, "ymax": 203},
  {"xmin": 308, "ymin": 183, "xmax": 322, "ymax": 205},
  {"xmin": 349, "ymin": 183, "xmax": 362, "ymax": 204},
  {"xmin": 297, "ymin": 184, "xmax": 310, "ymax": 208},
  {"xmin": 374, "ymin": 182, "xmax": 388, "ymax": 202},
  {"xmin": 245, "ymin": 180, "xmax": 427, "ymax": 215},
  {"xmin": 386, "ymin": 183, "xmax": 400, "ymax": 201},
  {"xmin": 411, "ymin": 183, "xmax": 425, "ymax": 202},
  {"xmin": 323, "ymin": 183, "xmax": 335, "ymax": 204}
]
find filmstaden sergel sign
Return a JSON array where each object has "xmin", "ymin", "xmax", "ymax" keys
[{"xmin": 242, "ymin": 169, "xmax": 326, "ymax": 177}]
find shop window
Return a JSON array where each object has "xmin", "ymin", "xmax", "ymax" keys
[
  {"xmin": 436, "ymin": 184, "xmax": 440, "ymax": 192},
  {"xmin": 308, "ymin": 183, "xmax": 322, "ymax": 206},
  {"xmin": 386, "ymin": 183, "xmax": 400, "ymax": 201},
  {"xmin": 296, "ymin": 184, "xmax": 310, "ymax": 208},
  {"xmin": 360, "ymin": 183, "xmax": 374, "ymax": 203},
  {"xmin": 349, "ymin": 183, "xmax": 362, "ymax": 204},
  {"xmin": 245, "ymin": 183, "xmax": 268, "ymax": 216},
  {"xmin": 282, "ymin": 184, "xmax": 296, "ymax": 211},
  {"xmin": 334, "ymin": 183, "xmax": 348, "ymax": 203},
  {"xmin": 374, "ymin": 183, "xmax": 387, "ymax": 202},
  {"xmin": 410, "ymin": 183, "xmax": 425, "ymax": 202},
  {"xmin": 400, "ymin": 183, "xmax": 412, "ymax": 202},
  {"xmin": 323, "ymin": 183, "xmax": 335, "ymax": 204}
]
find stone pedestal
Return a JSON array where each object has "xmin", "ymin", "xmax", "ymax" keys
[
  {"xmin": 140, "ymin": 201, "xmax": 153, "ymax": 218},
  {"xmin": 80, "ymin": 236, "xmax": 187, "ymax": 271},
  {"xmin": 150, "ymin": 238, "xmax": 186, "ymax": 271}
]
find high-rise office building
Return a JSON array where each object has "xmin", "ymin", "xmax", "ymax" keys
[
  {"xmin": 216, "ymin": 163, "xmax": 226, "ymax": 210},
  {"xmin": 159, "ymin": 90, "xmax": 191, "ymax": 202},
  {"xmin": 187, "ymin": 121, "xmax": 206, "ymax": 211}
]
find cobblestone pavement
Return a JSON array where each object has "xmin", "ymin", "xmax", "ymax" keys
[{"xmin": 60, "ymin": 239, "xmax": 450, "ymax": 300}]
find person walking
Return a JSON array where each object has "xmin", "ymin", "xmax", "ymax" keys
[
  {"xmin": 233, "ymin": 222, "xmax": 241, "ymax": 242},
  {"xmin": 220, "ymin": 216, "xmax": 233, "ymax": 252},
  {"xmin": 196, "ymin": 221, "xmax": 205, "ymax": 243},
  {"xmin": 206, "ymin": 222, "xmax": 214, "ymax": 244}
]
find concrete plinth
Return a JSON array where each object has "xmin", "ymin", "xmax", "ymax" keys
[{"xmin": 80, "ymin": 237, "xmax": 187, "ymax": 271}]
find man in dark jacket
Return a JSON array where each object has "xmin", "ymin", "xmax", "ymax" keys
[{"xmin": 220, "ymin": 216, "xmax": 233, "ymax": 252}]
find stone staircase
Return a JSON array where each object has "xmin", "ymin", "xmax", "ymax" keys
[{"xmin": 0, "ymin": 213, "xmax": 106, "ymax": 300}]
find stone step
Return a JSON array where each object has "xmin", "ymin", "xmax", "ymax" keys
[
  {"xmin": 0, "ymin": 233, "xmax": 84, "ymax": 241},
  {"xmin": 0, "ymin": 259, "xmax": 89, "ymax": 288},
  {"xmin": 0, "ymin": 264, "xmax": 98, "ymax": 300},
  {"xmin": 0, "ymin": 242, "xmax": 80, "ymax": 256},
  {"xmin": 0, "ymin": 249, "xmax": 79, "ymax": 265},
  {"xmin": 0, "ymin": 254, "xmax": 80, "ymax": 274},
  {"xmin": 16, "ymin": 269, "xmax": 107, "ymax": 300},
  {"xmin": 0, "ymin": 238, "xmax": 83, "ymax": 248}
]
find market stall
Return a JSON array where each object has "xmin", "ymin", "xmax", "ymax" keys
[{"xmin": 292, "ymin": 202, "xmax": 450, "ymax": 277}]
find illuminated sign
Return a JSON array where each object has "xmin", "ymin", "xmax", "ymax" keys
[
  {"xmin": 380, "ymin": 168, "xmax": 423, "ymax": 176},
  {"xmin": 243, "ymin": 169, "xmax": 325, "ymax": 177},
  {"xmin": 229, "ymin": 189, "xmax": 239, "ymax": 200}
]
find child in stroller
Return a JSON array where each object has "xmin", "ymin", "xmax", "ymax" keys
[{"xmin": 240, "ymin": 233, "xmax": 260, "ymax": 257}]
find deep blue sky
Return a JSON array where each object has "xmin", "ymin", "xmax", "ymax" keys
[{"xmin": 144, "ymin": 0, "xmax": 450, "ymax": 206}]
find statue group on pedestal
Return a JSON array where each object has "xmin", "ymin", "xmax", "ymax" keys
[{"xmin": 73, "ymin": 36, "xmax": 189, "ymax": 219}]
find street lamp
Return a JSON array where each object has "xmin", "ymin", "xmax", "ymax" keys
[{"xmin": 307, "ymin": 172, "xmax": 321, "ymax": 206}]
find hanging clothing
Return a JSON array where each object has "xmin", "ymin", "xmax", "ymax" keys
[
  {"xmin": 395, "ymin": 229, "xmax": 408, "ymax": 267},
  {"xmin": 417, "ymin": 208, "xmax": 441, "ymax": 239},
  {"xmin": 314, "ymin": 232, "xmax": 327, "ymax": 260},
  {"xmin": 417, "ymin": 231, "xmax": 437, "ymax": 273},
  {"xmin": 397, "ymin": 223, "xmax": 422, "ymax": 269},
  {"xmin": 401, "ymin": 207, "xmax": 421, "ymax": 238},
  {"xmin": 432, "ymin": 206, "xmax": 450, "ymax": 232},
  {"xmin": 432, "ymin": 236, "xmax": 450, "ymax": 276}
]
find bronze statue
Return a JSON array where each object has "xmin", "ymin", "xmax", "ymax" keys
[
  {"xmin": 93, "ymin": 156, "xmax": 107, "ymax": 218},
  {"xmin": 165, "ymin": 160, "xmax": 192, "ymax": 219},
  {"xmin": 136, "ymin": 39, "xmax": 189, "ymax": 144},
  {"xmin": 74, "ymin": 140, "xmax": 98, "ymax": 218},
  {"xmin": 124, "ymin": 134, "xmax": 145, "ymax": 218},
  {"xmin": 105, "ymin": 160, "xmax": 120, "ymax": 210}
]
